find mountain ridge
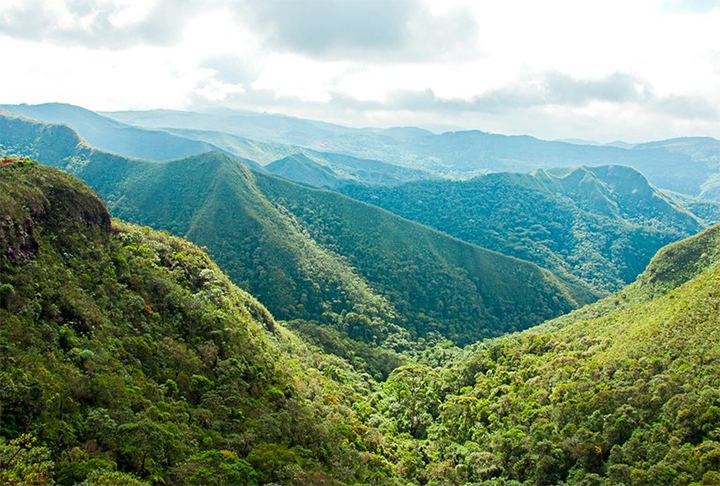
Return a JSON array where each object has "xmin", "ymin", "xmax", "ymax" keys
[
  {"xmin": 340, "ymin": 164, "xmax": 709, "ymax": 294},
  {"xmin": 0, "ymin": 112, "xmax": 592, "ymax": 347}
]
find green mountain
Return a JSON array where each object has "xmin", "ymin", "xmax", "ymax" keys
[
  {"xmin": 158, "ymin": 127, "xmax": 439, "ymax": 187},
  {"xmin": 0, "ymin": 158, "xmax": 403, "ymax": 485},
  {"xmin": 104, "ymin": 108, "xmax": 719, "ymax": 197},
  {"xmin": 341, "ymin": 165, "xmax": 707, "ymax": 293},
  {"xmin": 374, "ymin": 221, "xmax": 720, "ymax": 485},
  {"xmin": 265, "ymin": 153, "xmax": 348, "ymax": 187},
  {"xmin": 264, "ymin": 152, "xmax": 437, "ymax": 188},
  {"xmin": 6, "ymin": 119, "xmax": 720, "ymax": 485},
  {"xmin": 84, "ymin": 155, "xmax": 593, "ymax": 346},
  {"xmin": 0, "ymin": 112, "xmax": 591, "ymax": 347}
]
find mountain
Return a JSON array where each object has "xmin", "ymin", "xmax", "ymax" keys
[
  {"xmin": 378, "ymin": 221, "xmax": 720, "ymax": 484},
  {"xmin": 0, "ymin": 158, "xmax": 402, "ymax": 485},
  {"xmin": 104, "ymin": 108, "xmax": 719, "ymax": 197},
  {"xmin": 0, "ymin": 103, "xmax": 250, "ymax": 165},
  {"xmin": 265, "ymin": 153, "xmax": 348, "ymax": 187},
  {"xmin": 340, "ymin": 165, "xmax": 708, "ymax": 293},
  {"xmin": 632, "ymin": 137, "xmax": 720, "ymax": 200},
  {"xmin": 103, "ymin": 108, "xmax": 362, "ymax": 147},
  {"xmin": 0, "ymin": 112, "xmax": 592, "ymax": 347},
  {"xmin": 2, "ymin": 104, "xmax": 434, "ymax": 187},
  {"xmin": 264, "ymin": 152, "xmax": 438, "ymax": 188}
]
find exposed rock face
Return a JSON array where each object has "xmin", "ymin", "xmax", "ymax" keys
[{"xmin": 0, "ymin": 215, "xmax": 40, "ymax": 265}]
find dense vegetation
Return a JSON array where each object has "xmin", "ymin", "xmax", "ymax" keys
[
  {"xmin": 0, "ymin": 159, "xmax": 401, "ymax": 485},
  {"xmin": 341, "ymin": 166, "xmax": 707, "ymax": 293},
  {"xmin": 366, "ymin": 222, "xmax": 720, "ymax": 485},
  {"xmin": 0, "ymin": 112, "xmax": 591, "ymax": 349},
  {"xmin": 5, "ymin": 158, "xmax": 720, "ymax": 485}
]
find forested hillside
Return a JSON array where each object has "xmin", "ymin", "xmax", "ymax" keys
[
  {"xmin": 341, "ymin": 166, "xmax": 709, "ymax": 293},
  {"xmin": 5, "ymin": 157, "xmax": 720, "ymax": 485},
  {"xmin": 0, "ymin": 159, "xmax": 401, "ymax": 485},
  {"xmin": 373, "ymin": 222, "xmax": 720, "ymax": 485},
  {"xmin": 0, "ymin": 112, "xmax": 591, "ymax": 348}
]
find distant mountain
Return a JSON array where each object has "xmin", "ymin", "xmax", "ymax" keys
[
  {"xmin": 2, "ymin": 104, "xmax": 435, "ymax": 187},
  {"xmin": 0, "ymin": 103, "xmax": 256, "ymax": 165},
  {"xmin": 105, "ymin": 108, "xmax": 719, "ymax": 197},
  {"xmin": 340, "ymin": 165, "xmax": 708, "ymax": 293},
  {"xmin": 265, "ymin": 153, "xmax": 347, "ymax": 187},
  {"xmin": 0, "ymin": 112, "xmax": 591, "ymax": 346},
  {"xmin": 632, "ymin": 137, "xmax": 720, "ymax": 199},
  {"xmin": 104, "ymin": 107, "xmax": 358, "ymax": 148}
]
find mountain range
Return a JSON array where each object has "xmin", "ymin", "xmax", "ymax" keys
[
  {"xmin": 4, "ymin": 103, "xmax": 720, "ymax": 199},
  {"xmin": 2, "ymin": 99, "xmax": 720, "ymax": 486},
  {"xmin": 101, "ymin": 105, "xmax": 720, "ymax": 198},
  {"xmin": 0, "ymin": 111, "xmax": 592, "ymax": 350},
  {"xmin": 339, "ymin": 165, "xmax": 712, "ymax": 293},
  {"xmin": 4, "ymin": 155, "xmax": 720, "ymax": 484}
]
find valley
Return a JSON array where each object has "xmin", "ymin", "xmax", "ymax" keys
[{"xmin": 2, "ymin": 104, "xmax": 720, "ymax": 485}]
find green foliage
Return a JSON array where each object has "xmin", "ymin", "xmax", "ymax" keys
[
  {"xmin": 0, "ymin": 434, "xmax": 54, "ymax": 486},
  {"xmin": 0, "ymin": 161, "xmax": 398, "ymax": 484},
  {"xmin": 405, "ymin": 222, "xmax": 720, "ymax": 485},
  {"xmin": 174, "ymin": 450, "xmax": 257, "ymax": 486},
  {"xmin": 341, "ymin": 165, "xmax": 705, "ymax": 294},
  {"xmin": 0, "ymin": 114, "xmax": 592, "ymax": 347}
]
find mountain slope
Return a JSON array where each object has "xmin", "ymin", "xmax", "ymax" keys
[
  {"xmin": 265, "ymin": 153, "xmax": 350, "ymax": 187},
  {"xmin": 341, "ymin": 165, "xmax": 706, "ymax": 293},
  {"xmin": 374, "ymin": 222, "xmax": 720, "ymax": 485},
  {"xmin": 0, "ymin": 112, "xmax": 591, "ymax": 346},
  {"xmin": 0, "ymin": 159, "xmax": 400, "ymax": 485},
  {"xmin": 87, "ymin": 153, "xmax": 592, "ymax": 345}
]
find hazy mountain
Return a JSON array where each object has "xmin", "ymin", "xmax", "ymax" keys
[
  {"xmin": 340, "ymin": 165, "xmax": 707, "ymax": 293},
  {"xmin": 105, "ymin": 107, "xmax": 719, "ymax": 197},
  {"xmin": 264, "ymin": 152, "xmax": 438, "ymax": 188},
  {"xmin": 0, "ymin": 103, "xmax": 252, "ymax": 165},
  {"xmin": 104, "ymin": 107, "xmax": 358, "ymax": 147},
  {"xmin": 265, "ymin": 153, "xmax": 348, "ymax": 187},
  {"xmin": 0, "ymin": 112, "xmax": 591, "ymax": 346}
]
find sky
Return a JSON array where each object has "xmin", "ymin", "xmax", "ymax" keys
[{"xmin": 1, "ymin": 0, "xmax": 720, "ymax": 142}]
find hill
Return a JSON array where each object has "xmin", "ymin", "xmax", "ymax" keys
[
  {"xmin": 0, "ymin": 112, "xmax": 591, "ymax": 347},
  {"xmin": 264, "ymin": 152, "xmax": 437, "ymax": 188},
  {"xmin": 341, "ymin": 165, "xmax": 707, "ymax": 293},
  {"xmin": 372, "ymin": 221, "xmax": 720, "ymax": 484},
  {"xmin": 82, "ymin": 153, "xmax": 592, "ymax": 346},
  {"xmin": 0, "ymin": 158, "xmax": 402, "ymax": 485}
]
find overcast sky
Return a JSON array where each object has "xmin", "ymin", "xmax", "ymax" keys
[{"xmin": 1, "ymin": 0, "xmax": 720, "ymax": 142}]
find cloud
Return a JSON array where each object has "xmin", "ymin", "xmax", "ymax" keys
[
  {"xmin": 661, "ymin": 0, "xmax": 720, "ymax": 14},
  {"xmin": 200, "ymin": 54, "xmax": 260, "ymax": 85},
  {"xmin": 653, "ymin": 94, "xmax": 720, "ymax": 119},
  {"xmin": 358, "ymin": 71, "xmax": 653, "ymax": 114},
  {"xmin": 0, "ymin": 0, "xmax": 207, "ymax": 48},
  {"xmin": 236, "ymin": 0, "xmax": 479, "ymax": 61}
]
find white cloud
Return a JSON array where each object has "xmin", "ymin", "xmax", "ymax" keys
[{"xmin": 0, "ymin": 0, "xmax": 719, "ymax": 142}]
